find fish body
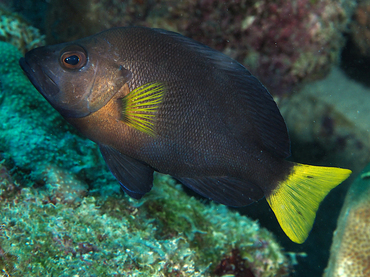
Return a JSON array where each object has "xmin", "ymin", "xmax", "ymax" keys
[{"xmin": 19, "ymin": 27, "xmax": 351, "ymax": 243}]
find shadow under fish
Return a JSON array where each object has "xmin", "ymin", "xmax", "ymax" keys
[{"xmin": 19, "ymin": 26, "xmax": 351, "ymax": 244}]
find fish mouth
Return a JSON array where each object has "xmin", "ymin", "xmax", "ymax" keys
[
  {"xmin": 20, "ymin": 55, "xmax": 94, "ymax": 118},
  {"xmin": 19, "ymin": 57, "xmax": 59, "ymax": 100}
]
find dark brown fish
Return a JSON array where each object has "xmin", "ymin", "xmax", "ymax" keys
[{"xmin": 19, "ymin": 26, "xmax": 351, "ymax": 243}]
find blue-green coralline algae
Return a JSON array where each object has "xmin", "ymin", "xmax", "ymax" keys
[
  {"xmin": 0, "ymin": 40, "xmax": 117, "ymax": 200},
  {"xmin": 0, "ymin": 41, "xmax": 292, "ymax": 276}
]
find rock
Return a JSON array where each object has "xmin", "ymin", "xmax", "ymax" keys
[
  {"xmin": 324, "ymin": 162, "xmax": 370, "ymax": 277},
  {"xmin": 280, "ymin": 66, "xmax": 370, "ymax": 174}
]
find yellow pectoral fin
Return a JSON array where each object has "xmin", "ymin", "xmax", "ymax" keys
[
  {"xmin": 122, "ymin": 82, "xmax": 166, "ymax": 136},
  {"xmin": 266, "ymin": 163, "xmax": 351, "ymax": 243}
]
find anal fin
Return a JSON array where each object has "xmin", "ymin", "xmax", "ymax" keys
[{"xmin": 99, "ymin": 144, "xmax": 154, "ymax": 199}]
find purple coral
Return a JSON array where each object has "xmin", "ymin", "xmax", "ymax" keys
[
  {"xmin": 167, "ymin": 0, "xmax": 348, "ymax": 96},
  {"xmin": 214, "ymin": 249, "xmax": 255, "ymax": 277},
  {"xmin": 243, "ymin": 0, "xmax": 346, "ymax": 95}
]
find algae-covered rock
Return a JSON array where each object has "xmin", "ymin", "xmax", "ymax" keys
[
  {"xmin": 0, "ymin": 41, "xmax": 292, "ymax": 276},
  {"xmin": 0, "ymin": 172, "xmax": 291, "ymax": 276}
]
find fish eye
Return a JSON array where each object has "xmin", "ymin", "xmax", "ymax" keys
[
  {"xmin": 65, "ymin": 55, "xmax": 79, "ymax": 65},
  {"xmin": 60, "ymin": 50, "xmax": 87, "ymax": 70}
]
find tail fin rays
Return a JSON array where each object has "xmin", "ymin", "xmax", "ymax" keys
[{"xmin": 266, "ymin": 163, "xmax": 351, "ymax": 243}]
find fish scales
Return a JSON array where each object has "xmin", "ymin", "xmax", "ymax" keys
[
  {"xmin": 115, "ymin": 28, "xmax": 289, "ymax": 184},
  {"xmin": 19, "ymin": 26, "xmax": 351, "ymax": 243}
]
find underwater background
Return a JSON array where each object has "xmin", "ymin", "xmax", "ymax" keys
[{"xmin": 0, "ymin": 0, "xmax": 369, "ymax": 276}]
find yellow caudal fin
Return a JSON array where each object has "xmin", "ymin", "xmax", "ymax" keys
[
  {"xmin": 266, "ymin": 163, "xmax": 351, "ymax": 243},
  {"xmin": 122, "ymin": 82, "xmax": 166, "ymax": 136}
]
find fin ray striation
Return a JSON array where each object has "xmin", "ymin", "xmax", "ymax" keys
[
  {"xmin": 266, "ymin": 163, "xmax": 351, "ymax": 243},
  {"xmin": 122, "ymin": 82, "xmax": 166, "ymax": 136}
]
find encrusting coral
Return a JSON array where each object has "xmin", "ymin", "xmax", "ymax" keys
[
  {"xmin": 324, "ymin": 162, "xmax": 370, "ymax": 277},
  {"xmin": 0, "ymin": 40, "xmax": 292, "ymax": 276}
]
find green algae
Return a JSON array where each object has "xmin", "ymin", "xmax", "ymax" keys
[
  {"xmin": 0, "ymin": 174, "xmax": 290, "ymax": 276},
  {"xmin": 0, "ymin": 41, "xmax": 292, "ymax": 276}
]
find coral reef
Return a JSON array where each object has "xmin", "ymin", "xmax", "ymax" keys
[
  {"xmin": 0, "ymin": 40, "xmax": 105, "ymax": 198},
  {"xmin": 154, "ymin": 0, "xmax": 352, "ymax": 96},
  {"xmin": 0, "ymin": 7, "xmax": 45, "ymax": 54},
  {"xmin": 0, "ymin": 41, "xmax": 292, "ymax": 276},
  {"xmin": 277, "ymin": 66, "xmax": 369, "ymax": 277},
  {"xmin": 41, "ymin": 0, "xmax": 353, "ymax": 96},
  {"xmin": 279, "ymin": 67, "xmax": 370, "ymax": 174},
  {"xmin": 324, "ymin": 162, "xmax": 370, "ymax": 277},
  {"xmin": 0, "ymin": 171, "xmax": 291, "ymax": 276},
  {"xmin": 350, "ymin": 0, "xmax": 370, "ymax": 58}
]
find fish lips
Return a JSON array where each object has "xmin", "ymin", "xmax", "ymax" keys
[
  {"xmin": 19, "ymin": 56, "xmax": 60, "ymax": 103},
  {"xmin": 19, "ymin": 55, "xmax": 87, "ymax": 118}
]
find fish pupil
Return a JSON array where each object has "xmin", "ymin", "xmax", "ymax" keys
[{"xmin": 64, "ymin": 55, "xmax": 79, "ymax": 65}]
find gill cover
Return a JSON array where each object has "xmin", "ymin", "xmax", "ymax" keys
[{"xmin": 20, "ymin": 36, "xmax": 132, "ymax": 118}]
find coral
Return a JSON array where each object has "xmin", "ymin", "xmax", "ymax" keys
[
  {"xmin": 214, "ymin": 249, "xmax": 256, "ymax": 277},
  {"xmin": 0, "ymin": 172, "xmax": 292, "ymax": 276},
  {"xmin": 0, "ymin": 41, "xmax": 112, "ymax": 198},
  {"xmin": 42, "ymin": 0, "xmax": 352, "ymax": 96},
  {"xmin": 278, "ymin": 66, "xmax": 370, "ymax": 277},
  {"xmin": 0, "ymin": 41, "xmax": 293, "ymax": 276},
  {"xmin": 0, "ymin": 7, "xmax": 45, "ymax": 54},
  {"xmin": 2, "ymin": 0, "xmax": 48, "ymax": 35},
  {"xmin": 350, "ymin": 0, "xmax": 370, "ymax": 58},
  {"xmin": 279, "ymin": 66, "xmax": 370, "ymax": 174},
  {"xmin": 155, "ymin": 0, "xmax": 351, "ymax": 96},
  {"xmin": 324, "ymin": 163, "xmax": 370, "ymax": 277}
]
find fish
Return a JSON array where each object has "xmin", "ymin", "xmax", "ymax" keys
[{"xmin": 19, "ymin": 26, "xmax": 351, "ymax": 243}]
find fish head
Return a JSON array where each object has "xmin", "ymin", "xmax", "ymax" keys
[{"xmin": 19, "ymin": 35, "xmax": 132, "ymax": 118}]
